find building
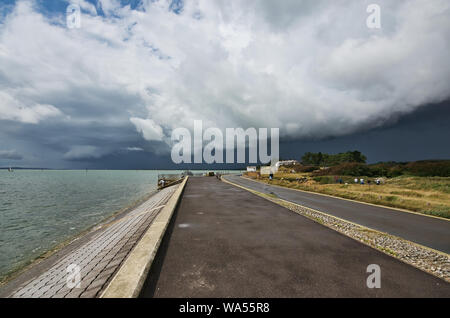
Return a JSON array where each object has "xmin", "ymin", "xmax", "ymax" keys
[
  {"xmin": 260, "ymin": 160, "xmax": 299, "ymax": 174},
  {"xmin": 260, "ymin": 166, "xmax": 272, "ymax": 175},
  {"xmin": 275, "ymin": 160, "xmax": 300, "ymax": 168}
]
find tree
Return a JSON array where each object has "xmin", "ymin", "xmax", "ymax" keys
[{"xmin": 301, "ymin": 150, "xmax": 367, "ymax": 166}]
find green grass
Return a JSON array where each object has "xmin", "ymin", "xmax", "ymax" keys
[{"xmin": 245, "ymin": 172, "xmax": 450, "ymax": 219}]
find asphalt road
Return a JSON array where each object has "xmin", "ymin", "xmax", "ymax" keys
[
  {"xmin": 141, "ymin": 177, "xmax": 449, "ymax": 297},
  {"xmin": 224, "ymin": 175, "xmax": 450, "ymax": 254}
]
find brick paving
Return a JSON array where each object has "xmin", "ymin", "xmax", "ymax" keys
[{"xmin": 8, "ymin": 185, "xmax": 178, "ymax": 298}]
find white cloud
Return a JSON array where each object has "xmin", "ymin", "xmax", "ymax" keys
[
  {"xmin": 0, "ymin": 91, "xmax": 61, "ymax": 124},
  {"xmin": 125, "ymin": 146, "xmax": 144, "ymax": 151},
  {"xmin": 65, "ymin": 0, "xmax": 98, "ymax": 16},
  {"xmin": 130, "ymin": 117, "xmax": 164, "ymax": 141},
  {"xmin": 98, "ymin": 0, "xmax": 120, "ymax": 15},
  {"xmin": 63, "ymin": 145, "xmax": 105, "ymax": 160},
  {"xmin": 0, "ymin": 0, "xmax": 449, "ymax": 153}
]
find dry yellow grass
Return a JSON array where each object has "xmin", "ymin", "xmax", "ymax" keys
[{"xmin": 248, "ymin": 171, "xmax": 450, "ymax": 219}]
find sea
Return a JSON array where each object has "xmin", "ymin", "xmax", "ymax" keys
[{"xmin": 0, "ymin": 169, "xmax": 238, "ymax": 281}]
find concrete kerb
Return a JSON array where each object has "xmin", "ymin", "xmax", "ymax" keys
[{"xmin": 100, "ymin": 177, "xmax": 188, "ymax": 298}]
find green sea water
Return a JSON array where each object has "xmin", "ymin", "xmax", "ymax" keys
[{"xmin": 0, "ymin": 169, "xmax": 238, "ymax": 281}]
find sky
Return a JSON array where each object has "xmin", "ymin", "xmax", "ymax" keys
[{"xmin": 0, "ymin": 0, "xmax": 449, "ymax": 169}]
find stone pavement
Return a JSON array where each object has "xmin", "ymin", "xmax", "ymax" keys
[{"xmin": 7, "ymin": 185, "xmax": 178, "ymax": 298}]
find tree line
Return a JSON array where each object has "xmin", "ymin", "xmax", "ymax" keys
[{"xmin": 301, "ymin": 151, "xmax": 367, "ymax": 166}]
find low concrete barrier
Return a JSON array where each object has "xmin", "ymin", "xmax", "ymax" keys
[{"xmin": 100, "ymin": 177, "xmax": 188, "ymax": 298}]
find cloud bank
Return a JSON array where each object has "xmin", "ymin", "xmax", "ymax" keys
[
  {"xmin": 0, "ymin": 0, "xmax": 449, "ymax": 165},
  {"xmin": 0, "ymin": 149, "xmax": 23, "ymax": 160}
]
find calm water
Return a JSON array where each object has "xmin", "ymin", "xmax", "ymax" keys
[{"xmin": 0, "ymin": 169, "xmax": 236, "ymax": 280}]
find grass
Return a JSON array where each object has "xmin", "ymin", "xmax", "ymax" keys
[{"xmin": 245, "ymin": 172, "xmax": 450, "ymax": 219}]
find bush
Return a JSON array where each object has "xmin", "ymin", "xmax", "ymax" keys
[
  {"xmin": 313, "ymin": 163, "xmax": 372, "ymax": 177},
  {"xmin": 403, "ymin": 160, "xmax": 450, "ymax": 177},
  {"xmin": 313, "ymin": 176, "xmax": 335, "ymax": 184},
  {"xmin": 285, "ymin": 164, "xmax": 317, "ymax": 173},
  {"xmin": 302, "ymin": 151, "xmax": 367, "ymax": 166},
  {"xmin": 310, "ymin": 160, "xmax": 450, "ymax": 178}
]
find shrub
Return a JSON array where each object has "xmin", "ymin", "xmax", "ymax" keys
[
  {"xmin": 310, "ymin": 160, "xmax": 450, "ymax": 177},
  {"xmin": 313, "ymin": 162, "xmax": 372, "ymax": 177},
  {"xmin": 286, "ymin": 164, "xmax": 317, "ymax": 173},
  {"xmin": 313, "ymin": 176, "xmax": 335, "ymax": 184},
  {"xmin": 403, "ymin": 160, "xmax": 450, "ymax": 177}
]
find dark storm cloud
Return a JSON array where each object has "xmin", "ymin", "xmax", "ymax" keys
[
  {"xmin": 0, "ymin": 1, "xmax": 449, "ymax": 168},
  {"xmin": 280, "ymin": 100, "xmax": 450, "ymax": 164},
  {"xmin": 0, "ymin": 118, "xmax": 167, "ymax": 167},
  {"xmin": 0, "ymin": 149, "xmax": 23, "ymax": 160}
]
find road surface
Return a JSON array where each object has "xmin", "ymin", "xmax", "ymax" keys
[
  {"xmin": 141, "ymin": 177, "xmax": 449, "ymax": 297},
  {"xmin": 224, "ymin": 175, "xmax": 450, "ymax": 254}
]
